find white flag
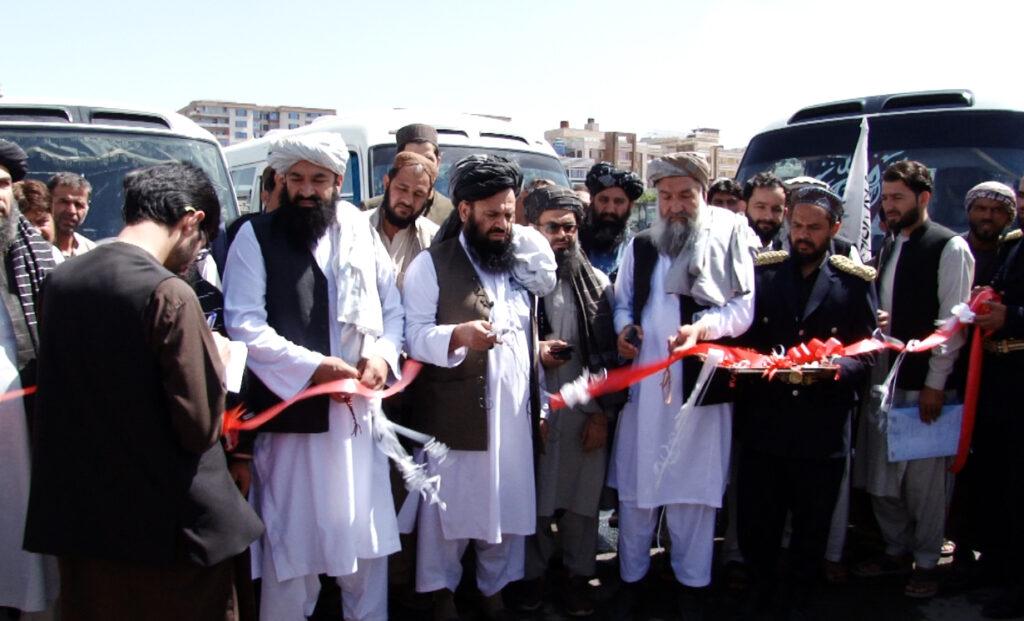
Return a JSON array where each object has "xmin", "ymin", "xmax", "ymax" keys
[{"xmin": 840, "ymin": 118, "xmax": 872, "ymax": 261}]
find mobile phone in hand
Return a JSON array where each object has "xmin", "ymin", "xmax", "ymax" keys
[
  {"xmin": 626, "ymin": 326, "xmax": 643, "ymax": 349},
  {"xmin": 551, "ymin": 344, "xmax": 575, "ymax": 361}
]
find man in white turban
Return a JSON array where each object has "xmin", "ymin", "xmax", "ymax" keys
[{"xmin": 223, "ymin": 131, "xmax": 404, "ymax": 621}]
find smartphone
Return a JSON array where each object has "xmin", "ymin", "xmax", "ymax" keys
[
  {"xmin": 551, "ymin": 344, "xmax": 576, "ymax": 361},
  {"xmin": 626, "ymin": 325, "xmax": 643, "ymax": 349}
]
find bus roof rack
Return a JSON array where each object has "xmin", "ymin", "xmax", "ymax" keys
[{"xmin": 788, "ymin": 89, "xmax": 975, "ymax": 124}]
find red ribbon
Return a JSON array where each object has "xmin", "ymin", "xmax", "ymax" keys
[
  {"xmin": 552, "ymin": 286, "xmax": 998, "ymax": 475},
  {"xmin": 0, "ymin": 385, "xmax": 36, "ymax": 404},
  {"xmin": 221, "ymin": 360, "xmax": 422, "ymax": 449}
]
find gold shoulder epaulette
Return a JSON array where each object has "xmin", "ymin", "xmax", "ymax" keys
[
  {"xmin": 755, "ymin": 250, "xmax": 788, "ymax": 266},
  {"xmin": 1000, "ymin": 229, "xmax": 1022, "ymax": 244},
  {"xmin": 829, "ymin": 254, "xmax": 876, "ymax": 281}
]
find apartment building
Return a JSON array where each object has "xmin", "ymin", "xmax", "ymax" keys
[{"xmin": 178, "ymin": 100, "xmax": 336, "ymax": 146}]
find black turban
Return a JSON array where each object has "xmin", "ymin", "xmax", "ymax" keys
[
  {"xmin": 524, "ymin": 186, "xmax": 584, "ymax": 224},
  {"xmin": 0, "ymin": 140, "xmax": 28, "ymax": 182},
  {"xmin": 448, "ymin": 154, "xmax": 523, "ymax": 208},
  {"xmin": 433, "ymin": 154, "xmax": 523, "ymax": 244},
  {"xmin": 584, "ymin": 162, "xmax": 644, "ymax": 202}
]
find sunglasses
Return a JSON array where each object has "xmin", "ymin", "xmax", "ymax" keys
[{"xmin": 542, "ymin": 222, "xmax": 578, "ymax": 235}]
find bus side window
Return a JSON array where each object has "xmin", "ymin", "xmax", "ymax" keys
[{"xmin": 230, "ymin": 165, "xmax": 258, "ymax": 214}]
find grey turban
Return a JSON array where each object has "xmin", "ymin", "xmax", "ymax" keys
[
  {"xmin": 267, "ymin": 132, "xmax": 349, "ymax": 177},
  {"xmin": 647, "ymin": 151, "xmax": 711, "ymax": 189},
  {"xmin": 964, "ymin": 181, "xmax": 1016, "ymax": 217}
]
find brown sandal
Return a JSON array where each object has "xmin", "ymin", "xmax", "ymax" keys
[{"xmin": 904, "ymin": 568, "xmax": 940, "ymax": 599}]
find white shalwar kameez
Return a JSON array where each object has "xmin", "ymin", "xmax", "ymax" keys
[
  {"xmin": 0, "ymin": 303, "xmax": 58, "ymax": 614},
  {"xmin": 402, "ymin": 234, "xmax": 536, "ymax": 597},
  {"xmin": 224, "ymin": 219, "xmax": 403, "ymax": 621},
  {"xmin": 608, "ymin": 240, "xmax": 753, "ymax": 587}
]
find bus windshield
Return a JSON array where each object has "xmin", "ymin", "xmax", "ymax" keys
[
  {"xmin": 0, "ymin": 127, "xmax": 239, "ymax": 240},
  {"xmin": 736, "ymin": 110, "xmax": 1024, "ymax": 236},
  {"xmin": 369, "ymin": 145, "xmax": 569, "ymax": 198}
]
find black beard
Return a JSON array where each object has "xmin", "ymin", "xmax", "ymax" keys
[
  {"xmin": 793, "ymin": 241, "xmax": 828, "ymax": 267},
  {"xmin": 749, "ymin": 218, "xmax": 782, "ymax": 245},
  {"xmin": 276, "ymin": 188, "xmax": 338, "ymax": 249},
  {"xmin": 968, "ymin": 220, "xmax": 1001, "ymax": 243},
  {"xmin": 464, "ymin": 216, "xmax": 514, "ymax": 274},
  {"xmin": 554, "ymin": 243, "xmax": 580, "ymax": 281},
  {"xmin": 888, "ymin": 205, "xmax": 922, "ymax": 234},
  {"xmin": 581, "ymin": 209, "xmax": 627, "ymax": 252},
  {"xmin": 381, "ymin": 188, "xmax": 418, "ymax": 229}
]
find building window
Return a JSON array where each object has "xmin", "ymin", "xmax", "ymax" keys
[
  {"xmin": 234, "ymin": 131, "xmax": 248, "ymax": 139},
  {"xmin": 288, "ymin": 112, "xmax": 300, "ymax": 120},
  {"xmin": 235, "ymin": 120, "xmax": 247, "ymax": 128},
  {"xmin": 268, "ymin": 112, "xmax": 279, "ymax": 121},
  {"xmin": 289, "ymin": 123, "xmax": 299, "ymax": 129},
  {"xmin": 234, "ymin": 108, "xmax": 248, "ymax": 116}
]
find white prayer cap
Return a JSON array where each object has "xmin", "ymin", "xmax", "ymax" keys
[{"xmin": 267, "ymin": 132, "xmax": 350, "ymax": 177}]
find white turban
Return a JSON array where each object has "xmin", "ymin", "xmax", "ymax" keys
[{"xmin": 267, "ymin": 131, "xmax": 350, "ymax": 177}]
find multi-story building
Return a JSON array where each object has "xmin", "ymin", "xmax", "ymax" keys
[
  {"xmin": 546, "ymin": 120, "xmax": 745, "ymax": 185},
  {"xmin": 178, "ymin": 100, "xmax": 336, "ymax": 146}
]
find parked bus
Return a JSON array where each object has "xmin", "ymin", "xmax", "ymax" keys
[
  {"xmin": 735, "ymin": 90, "xmax": 1024, "ymax": 246},
  {"xmin": 225, "ymin": 109, "xmax": 569, "ymax": 214},
  {"xmin": 0, "ymin": 99, "xmax": 239, "ymax": 241}
]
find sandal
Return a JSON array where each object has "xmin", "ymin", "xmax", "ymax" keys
[
  {"xmin": 904, "ymin": 568, "xmax": 939, "ymax": 599},
  {"xmin": 851, "ymin": 554, "xmax": 913, "ymax": 578}
]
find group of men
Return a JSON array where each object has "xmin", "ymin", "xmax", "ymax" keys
[{"xmin": 0, "ymin": 119, "xmax": 1022, "ymax": 621}]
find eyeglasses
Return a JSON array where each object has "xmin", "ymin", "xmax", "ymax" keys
[{"xmin": 542, "ymin": 222, "xmax": 578, "ymax": 235}]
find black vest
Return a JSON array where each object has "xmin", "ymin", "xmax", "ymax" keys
[
  {"xmin": 880, "ymin": 220, "xmax": 957, "ymax": 390},
  {"xmin": 631, "ymin": 231, "xmax": 733, "ymax": 405},
  {"xmin": 25, "ymin": 242, "xmax": 262, "ymax": 565},
  {"xmin": 244, "ymin": 213, "xmax": 332, "ymax": 433}
]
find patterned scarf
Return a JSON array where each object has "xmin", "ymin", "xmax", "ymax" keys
[{"xmin": 6, "ymin": 215, "xmax": 56, "ymax": 354}]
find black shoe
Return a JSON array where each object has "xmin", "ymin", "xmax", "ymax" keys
[
  {"xmin": 677, "ymin": 584, "xmax": 708, "ymax": 621},
  {"xmin": 563, "ymin": 575, "xmax": 595, "ymax": 617},
  {"xmin": 613, "ymin": 579, "xmax": 640, "ymax": 620},
  {"xmin": 510, "ymin": 577, "xmax": 543, "ymax": 613}
]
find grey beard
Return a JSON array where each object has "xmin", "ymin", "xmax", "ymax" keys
[
  {"xmin": 0, "ymin": 211, "xmax": 18, "ymax": 251},
  {"xmin": 651, "ymin": 214, "xmax": 698, "ymax": 257}
]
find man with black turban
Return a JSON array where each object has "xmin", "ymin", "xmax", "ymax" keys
[
  {"xmin": 0, "ymin": 139, "xmax": 59, "ymax": 617},
  {"xmin": 403, "ymin": 154, "xmax": 555, "ymax": 620},
  {"xmin": 515, "ymin": 186, "xmax": 623, "ymax": 616},
  {"xmin": 579, "ymin": 162, "xmax": 645, "ymax": 280}
]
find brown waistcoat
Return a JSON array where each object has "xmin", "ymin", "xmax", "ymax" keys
[{"xmin": 409, "ymin": 237, "xmax": 494, "ymax": 450}]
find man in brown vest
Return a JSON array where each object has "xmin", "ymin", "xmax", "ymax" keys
[{"xmin": 402, "ymin": 154, "xmax": 556, "ymax": 620}]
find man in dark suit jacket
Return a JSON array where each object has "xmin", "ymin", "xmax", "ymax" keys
[
  {"xmin": 736, "ymin": 186, "xmax": 877, "ymax": 617},
  {"xmin": 24, "ymin": 162, "xmax": 262, "ymax": 621}
]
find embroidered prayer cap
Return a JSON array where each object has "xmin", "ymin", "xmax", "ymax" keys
[
  {"xmin": 783, "ymin": 175, "xmax": 829, "ymax": 193},
  {"xmin": 0, "ymin": 139, "xmax": 28, "ymax": 182},
  {"xmin": 964, "ymin": 181, "xmax": 1016, "ymax": 217},
  {"xmin": 267, "ymin": 131, "xmax": 349, "ymax": 178},
  {"xmin": 396, "ymin": 123, "xmax": 439, "ymax": 151},
  {"xmin": 647, "ymin": 152, "xmax": 710, "ymax": 189},
  {"xmin": 585, "ymin": 162, "xmax": 645, "ymax": 201},
  {"xmin": 448, "ymin": 154, "xmax": 523, "ymax": 207},
  {"xmin": 524, "ymin": 186, "xmax": 584, "ymax": 224},
  {"xmin": 390, "ymin": 151, "xmax": 438, "ymax": 185},
  {"xmin": 790, "ymin": 185, "xmax": 844, "ymax": 222}
]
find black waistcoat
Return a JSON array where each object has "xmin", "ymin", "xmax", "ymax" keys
[
  {"xmin": 880, "ymin": 220, "xmax": 956, "ymax": 390},
  {"xmin": 24, "ymin": 242, "xmax": 262, "ymax": 565},
  {"xmin": 244, "ymin": 213, "xmax": 332, "ymax": 433},
  {"xmin": 631, "ymin": 231, "xmax": 733, "ymax": 405}
]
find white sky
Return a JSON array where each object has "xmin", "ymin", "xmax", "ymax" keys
[{"xmin": 5, "ymin": 0, "xmax": 1022, "ymax": 147}]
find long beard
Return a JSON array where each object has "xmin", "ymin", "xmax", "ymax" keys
[
  {"xmin": 0, "ymin": 211, "xmax": 19, "ymax": 251},
  {"xmin": 889, "ymin": 205, "xmax": 922, "ymax": 234},
  {"xmin": 464, "ymin": 216, "xmax": 515, "ymax": 274},
  {"xmin": 276, "ymin": 188, "xmax": 339, "ymax": 249},
  {"xmin": 381, "ymin": 188, "xmax": 418, "ymax": 230},
  {"xmin": 582, "ymin": 209, "xmax": 628, "ymax": 252},
  {"xmin": 554, "ymin": 241, "xmax": 581, "ymax": 281},
  {"xmin": 651, "ymin": 208, "xmax": 702, "ymax": 257}
]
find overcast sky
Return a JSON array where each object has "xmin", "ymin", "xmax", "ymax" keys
[{"xmin": 6, "ymin": 0, "xmax": 1022, "ymax": 147}]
